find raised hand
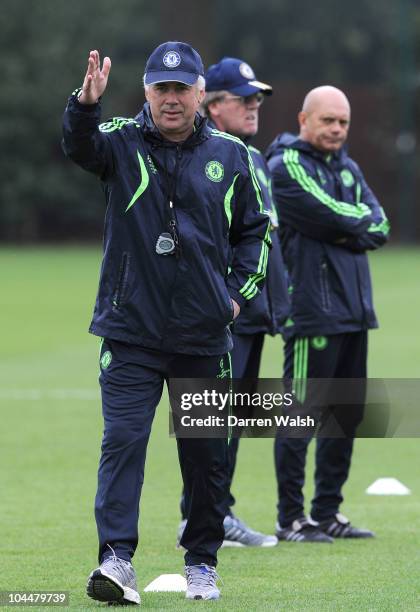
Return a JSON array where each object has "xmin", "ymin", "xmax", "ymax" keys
[{"xmin": 78, "ymin": 50, "xmax": 111, "ymax": 104}]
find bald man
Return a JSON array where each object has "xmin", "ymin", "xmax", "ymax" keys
[{"xmin": 266, "ymin": 86, "xmax": 389, "ymax": 542}]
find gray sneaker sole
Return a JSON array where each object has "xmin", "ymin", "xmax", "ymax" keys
[
  {"xmin": 179, "ymin": 537, "xmax": 278, "ymax": 549},
  {"xmin": 179, "ymin": 538, "xmax": 277, "ymax": 550},
  {"xmin": 222, "ymin": 537, "xmax": 278, "ymax": 548},
  {"xmin": 186, "ymin": 590, "xmax": 220, "ymax": 600},
  {"xmin": 87, "ymin": 570, "xmax": 140, "ymax": 605}
]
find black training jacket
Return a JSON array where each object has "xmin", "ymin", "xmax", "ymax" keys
[
  {"xmin": 62, "ymin": 93, "xmax": 270, "ymax": 355},
  {"xmin": 266, "ymin": 133, "xmax": 389, "ymax": 339},
  {"xmin": 233, "ymin": 144, "xmax": 289, "ymax": 336}
]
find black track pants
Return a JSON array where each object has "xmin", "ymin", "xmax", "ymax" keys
[{"xmin": 275, "ymin": 331, "xmax": 367, "ymax": 526}]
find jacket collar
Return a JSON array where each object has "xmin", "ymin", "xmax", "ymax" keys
[
  {"xmin": 206, "ymin": 118, "xmax": 252, "ymax": 145},
  {"xmin": 266, "ymin": 132, "xmax": 348, "ymax": 165},
  {"xmin": 135, "ymin": 103, "xmax": 210, "ymax": 147}
]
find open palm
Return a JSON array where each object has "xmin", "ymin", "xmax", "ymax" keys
[{"xmin": 78, "ymin": 50, "xmax": 111, "ymax": 104}]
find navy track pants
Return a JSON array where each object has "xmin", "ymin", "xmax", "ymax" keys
[
  {"xmin": 180, "ymin": 332, "xmax": 264, "ymax": 519},
  {"xmin": 225, "ymin": 332, "xmax": 265, "ymax": 513},
  {"xmin": 96, "ymin": 338, "xmax": 230, "ymax": 567}
]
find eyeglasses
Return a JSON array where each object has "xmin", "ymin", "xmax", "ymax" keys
[{"xmin": 221, "ymin": 92, "xmax": 265, "ymax": 107}]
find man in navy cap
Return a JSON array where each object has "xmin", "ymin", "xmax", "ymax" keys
[
  {"xmin": 177, "ymin": 57, "xmax": 289, "ymax": 548},
  {"xmin": 62, "ymin": 43, "xmax": 270, "ymax": 603}
]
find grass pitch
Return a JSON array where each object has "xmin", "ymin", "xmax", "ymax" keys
[{"xmin": 0, "ymin": 246, "xmax": 419, "ymax": 610}]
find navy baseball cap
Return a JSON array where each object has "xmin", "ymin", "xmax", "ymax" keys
[
  {"xmin": 205, "ymin": 57, "xmax": 272, "ymax": 96},
  {"xmin": 144, "ymin": 41, "xmax": 204, "ymax": 86}
]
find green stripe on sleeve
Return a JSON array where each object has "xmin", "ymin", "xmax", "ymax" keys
[
  {"xmin": 246, "ymin": 150, "xmax": 264, "ymax": 212},
  {"xmin": 239, "ymin": 224, "xmax": 271, "ymax": 300},
  {"xmin": 367, "ymin": 208, "xmax": 390, "ymax": 235},
  {"xmin": 356, "ymin": 182, "xmax": 389, "ymax": 236},
  {"xmin": 367, "ymin": 219, "xmax": 390, "ymax": 235},
  {"xmin": 283, "ymin": 149, "xmax": 371, "ymax": 219},
  {"xmin": 211, "ymin": 130, "xmax": 270, "ymax": 300},
  {"xmin": 99, "ymin": 117, "xmax": 140, "ymax": 133}
]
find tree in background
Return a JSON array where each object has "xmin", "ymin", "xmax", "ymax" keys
[{"xmin": 0, "ymin": 0, "xmax": 419, "ymax": 240}]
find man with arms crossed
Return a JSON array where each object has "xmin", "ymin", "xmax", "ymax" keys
[
  {"xmin": 62, "ymin": 42, "xmax": 270, "ymax": 603},
  {"xmin": 267, "ymin": 85, "xmax": 389, "ymax": 543}
]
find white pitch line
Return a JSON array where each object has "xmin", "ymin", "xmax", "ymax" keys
[{"xmin": 0, "ymin": 389, "xmax": 99, "ymax": 400}]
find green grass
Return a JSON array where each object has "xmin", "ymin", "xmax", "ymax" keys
[{"xmin": 0, "ymin": 246, "xmax": 419, "ymax": 610}]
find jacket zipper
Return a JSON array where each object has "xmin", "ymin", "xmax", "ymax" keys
[
  {"xmin": 159, "ymin": 145, "xmax": 183, "ymax": 346},
  {"xmin": 319, "ymin": 259, "xmax": 331, "ymax": 312},
  {"xmin": 168, "ymin": 145, "xmax": 183, "ymax": 257}
]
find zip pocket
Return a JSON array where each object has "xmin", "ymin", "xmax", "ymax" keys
[
  {"xmin": 319, "ymin": 260, "xmax": 331, "ymax": 312},
  {"xmin": 112, "ymin": 252, "xmax": 130, "ymax": 310},
  {"xmin": 227, "ymin": 296, "xmax": 234, "ymax": 323}
]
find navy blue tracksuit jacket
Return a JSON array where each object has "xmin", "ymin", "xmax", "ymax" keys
[
  {"xmin": 233, "ymin": 144, "xmax": 289, "ymax": 336},
  {"xmin": 267, "ymin": 134, "xmax": 390, "ymax": 526},
  {"xmin": 266, "ymin": 133, "xmax": 390, "ymax": 339},
  {"xmin": 62, "ymin": 95, "xmax": 271, "ymax": 355}
]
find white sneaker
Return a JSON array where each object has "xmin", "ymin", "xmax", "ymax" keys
[
  {"xmin": 223, "ymin": 514, "xmax": 278, "ymax": 547},
  {"xmin": 177, "ymin": 515, "xmax": 277, "ymax": 549},
  {"xmin": 87, "ymin": 553, "xmax": 140, "ymax": 605},
  {"xmin": 185, "ymin": 564, "xmax": 220, "ymax": 600}
]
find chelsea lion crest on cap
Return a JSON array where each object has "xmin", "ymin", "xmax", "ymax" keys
[
  {"xmin": 163, "ymin": 50, "xmax": 181, "ymax": 68},
  {"xmin": 239, "ymin": 62, "xmax": 255, "ymax": 79},
  {"xmin": 145, "ymin": 42, "xmax": 203, "ymax": 85}
]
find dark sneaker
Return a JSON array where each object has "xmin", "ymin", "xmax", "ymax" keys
[
  {"xmin": 318, "ymin": 513, "xmax": 375, "ymax": 538},
  {"xmin": 223, "ymin": 515, "xmax": 278, "ymax": 547},
  {"xmin": 87, "ymin": 553, "xmax": 140, "ymax": 605},
  {"xmin": 185, "ymin": 564, "xmax": 220, "ymax": 600},
  {"xmin": 276, "ymin": 517, "xmax": 333, "ymax": 543}
]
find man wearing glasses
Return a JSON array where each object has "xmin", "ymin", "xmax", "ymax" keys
[{"xmin": 177, "ymin": 57, "xmax": 289, "ymax": 548}]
